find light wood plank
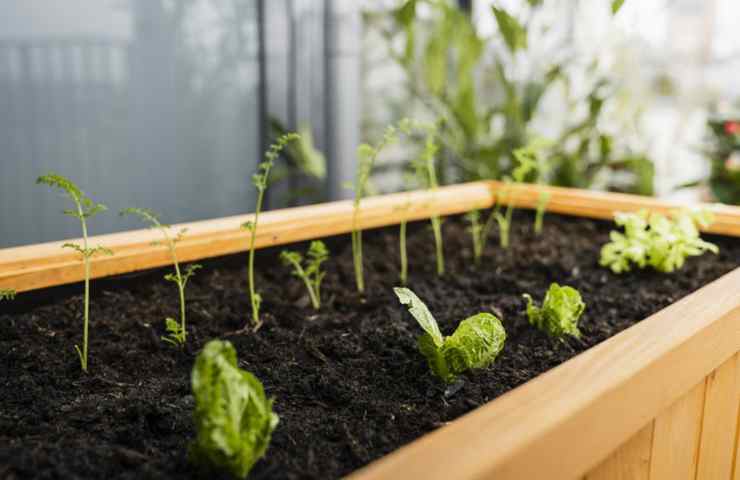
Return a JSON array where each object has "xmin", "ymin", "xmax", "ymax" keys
[
  {"xmin": 650, "ymin": 379, "xmax": 706, "ymax": 480},
  {"xmin": 350, "ymin": 268, "xmax": 740, "ymax": 480},
  {"xmin": 732, "ymin": 406, "xmax": 740, "ymax": 480},
  {"xmin": 697, "ymin": 353, "xmax": 740, "ymax": 480},
  {"xmin": 585, "ymin": 422, "xmax": 654, "ymax": 480},
  {"xmin": 4, "ymin": 180, "xmax": 740, "ymax": 293}
]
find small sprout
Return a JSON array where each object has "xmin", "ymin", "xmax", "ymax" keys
[
  {"xmin": 349, "ymin": 126, "xmax": 399, "ymax": 293},
  {"xmin": 465, "ymin": 210, "xmax": 484, "ymax": 264},
  {"xmin": 189, "ymin": 340, "xmax": 278, "ymax": 479},
  {"xmin": 245, "ymin": 133, "xmax": 300, "ymax": 330},
  {"xmin": 280, "ymin": 240, "xmax": 329, "ymax": 310},
  {"xmin": 534, "ymin": 190, "xmax": 551, "ymax": 235},
  {"xmin": 600, "ymin": 209, "xmax": 719, "ymax": 273},
  {"xmin": 122, "ymin": 208, "xmax": 201, "ymax": 347},
  {"xmin": 0, "ymin": 289, "xmax": 16, "ymax": 301},
  {"xmin": 523, "ymin": 283, "xmax": 585, "ymax": 339},
  {"xmin": 37, "ymin": 172, "xmax": 112, "ymax": 373},
  {"xmin": 394, "ymin": 287, "xmax": 506, "ymax": 383},
  {"xmin": 399, "ymin": 218, "xmax": 409, "ymax": 285}
]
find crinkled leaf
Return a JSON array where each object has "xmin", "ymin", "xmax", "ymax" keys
[
  {"xmin": 442, "ymin": 313, "xmax": 506, "ymax": 378},
  {"xmin": 189, "ymin": 340, "xmax": 278, "ymax": 479},
  {"xmin": 524, "ymin": 283, "xmax": 585, "ymax": 339}
]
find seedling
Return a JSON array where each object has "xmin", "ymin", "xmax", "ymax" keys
[
  {"xmin": 465, "ymin": 210, "xmax": 484, "ymax": 264},
  {"xmin": 280, "ymin": 240, "xmax": 329, "ymax": 310},
  {"xmin": 349, "ymin": 126, "xmax": 399, "ymax": 293},
  {"xmin": 534, "ymin": 190, "xmax": 551, "ymax": 235},
  {"xmin": 37, "ymin": 173, "xmax": 112, "ymax": 373},
  {"xmin": 394, "ymin": 287, "xmax": 506, "ymax": 383},
  {"xmin": 523, "ymin": 283, "xmax": 585, "ymax": 339},
  {"xmin": 0, "ymin": 289, "xmax": 16, "ymax": 301},
  {"xmin": 600, "ymin": 209, "xmax": 718, "ymax": 273},
  {"xmin": 189, "ymin": 340, "xmax": 278, "ymax": 479},
  {"xmin": 403, "ymin": 119, "xmax": 445, "ymax": 276},
  {"xmin": 121, "ymin": 208, "xmax": 201, "ymax": 346},
  {"xmin": 243, "ymin": 133, "xmax": 300, "ymax": 330}
]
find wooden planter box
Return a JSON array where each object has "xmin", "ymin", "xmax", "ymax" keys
[{"xmin": 2, "ymin": 181, "xmax": 740, "ymax": 479}]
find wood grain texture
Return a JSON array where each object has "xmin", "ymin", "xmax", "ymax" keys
[
  {"xmin": 696, "ymin": 353, "xmax": 740, "ymax": 480},
  {"xmin": 350, "ymin": 268, "xmax": 740, "ymax": 480},
  {"xmin": 649, "ymin": 380, "xmax": 706, "ymax": 480},
  {"xmin": 585, "ymin": 422, "xmax": 654, "ymax": 480},
  {"xmin": 4, "ymin": 180, "xmax": 740, "ymax": 293}
]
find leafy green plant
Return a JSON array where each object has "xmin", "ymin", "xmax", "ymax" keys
[
  {"xmin": 523, "ymin": 283, "xmax": 585, "ymax": 339},
  {"xmin": 349, "ymin": 126, "xmax": 399, "ymax": 293},
  {"xmin": 242, "ymin": 133, "xmax": 300, "ymax": 330},
  {"xmin": 394, "ymin": 287, "xmax": 506, "ymax": 383},
  {"xmin": 0, "ymin": 289, "xmax": 16, "ymax": 301},
  {"xmin": 280, "ymin": 241, "xmax": 329, "ymax": 310},
  {"xmin": 121, "ymin": 208, "xmax": 201, "ymax": 346},
  {"xmin": 189, "ymin": 339, "xmax": 278, "ymax": 479},
  {"xmin": 37, "ymin": 173, "xmax": 112, "ymax": 373},
  {"xmin": 600, "ymin": 209, "xmax": 719, "ymax": 274}
]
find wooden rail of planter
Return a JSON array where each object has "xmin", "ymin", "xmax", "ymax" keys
[
  {"xmin": 2, "ymin": 181, "xmax": 740, "ymax": 479},
  {"xmin": 2, "ymin": 180, "xmax": 740, "ymax": 294}
]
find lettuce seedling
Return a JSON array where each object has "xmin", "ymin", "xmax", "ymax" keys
[
  {"xmin": 121, "ymin": 208, "xmax": 201, "ymax": 346},
  {"xmin": 37, "ymin": 173, "xmax": 112, "ymax": 373},
  {"xmin": 394, "ymin": 287, "xmax": 506, "ymax": 383},
  {"xmin": 189, "ymin": 340, "xmax": 278, "ymax": 479},
  {"xmin": 243, "ymin": 133, "xmax": 300, "ymax": 330},
  {"xmin": 348, "ymin": 126, "xmax": 399, "ymax": 293},
  {"xmin": 600, "ymin": 209, "xmax": 719, "ymax": 273},
  {"xmin": 279, "ymin": 240, "xmax": 329, "ymax": 310},
  {"xmin": 0, "ymin": 289, "xmax": 16, "ymax": 301},
  {"xmin": 523, "ymin": 283, "xmax": 585, "ymax": 339}
]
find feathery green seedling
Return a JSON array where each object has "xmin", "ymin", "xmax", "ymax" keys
[
  {"xmin": 280, "ymin": 240, "xmax": 329, "ymax": 310},
  {"xmin": 0, "ymin": 289, "xmax": 16, "ymax": 301},
  {"xmin": 600, "ymin": 209, "xmax": 718, "ymax": 273},
  {"xmin": 394, "ymin": 287, "xmax": 506, "ymax": 383},
  {"xmin": 403, "ymin": 119, "xmax": 445, "ymax": 276},
  {"xmin": 348, "ymin": 126, "xmax": 399, "ymax": 293},
  {"xmin": 242, "ymin": 133, "xmax": 300, "ymax": 330},
  {"xmin": 37, "ymin": 173, "xmax": 112, "ymax": 372},
  {"xmin": 189, "ymin": 340, "xmax": 278, "ymax": 479},
  {"xmin": 523, "ymin": 283, "xmax": 585, "ymax": 339},
  {"xmin": 121, "ymin": 208, "xmax": 201, "ymax": 346}
]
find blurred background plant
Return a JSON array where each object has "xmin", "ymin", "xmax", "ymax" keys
[{"xmin": 696, "ymin": 114, "xmax": 740, "ymax": 204}]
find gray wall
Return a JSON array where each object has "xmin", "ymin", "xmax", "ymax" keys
[{"xmin": 0, "ymin": 0, "xmax": 360, "ymax": 247}]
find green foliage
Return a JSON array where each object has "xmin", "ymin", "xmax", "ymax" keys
[
  {"xmin": 37, "ymin": 172, "xmax": 111, "ymax": 373},
  {"xmin": 611, "ymin": 0, "xmax": 625, "ymax": 15},
  {"xmin": 523, "ymin": 283, "xmax": 585, "ymax": 339},
  {"xmin": 349, "ymin": 125, "xmax": 400, "ymax": 293},
  {"xmin": 189, "ymin": 340, "xmax": 278, "ymax": 479},
  {"xmin": 280, "ymin": 241, "xmax": 329, "ymax": 310},
  {"xmin": 465, "ymin": 210, "xmax": 484, "ymax": 264},
  {"xmin": 244, "ymin": 133, "xmax": 300, "ymax": 329},
  {"xmin": 600, "ymin": 210, "xmax": 719, "ymax": 274},
  {"xmin": 394, "ymin": 287, "xmax": 506, "ymax": 383},
  {"xmin": 699, "ymin": 117, "xmax": 740, "ymax": 204},
  {"xmin": 121, "ymin": 208, "xmax": 201, "ymax": 346},
  {"xmin": 0, "ymin": 289, "xmax": 16, "ymax": 301},
  {"xmin": 381, "ymin": 1, "xmax": 654, "ymax": 194}
]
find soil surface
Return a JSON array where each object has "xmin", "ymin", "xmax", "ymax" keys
[{"xmin": 2, "ymin": 212, "xmax": 740, "ymax": 480}]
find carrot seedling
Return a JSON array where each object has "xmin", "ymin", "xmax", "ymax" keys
[
  {"xmin": 348, "ymin": 126, "xmax": 399, "ymax": 293},
  {"xmin": 37, "ymin": 173, "xmax": 112, "ymax": 372},
  {"xmin": 121, "ymin": 208, "xmax": 201, "ymax": 346},
  {"xmin": 189, "ymin": 340, "xmax": 278, "ymax": 479},
  {"xmin": 242, "ymin": 133, "xmax": 300, "ymax": 330},
  {"xmin": 280, "ymin": 240, "xmax": 329, "ymax": 310},
  {"xmin": 394, "ymin": 287, "xmax": 506, "ymax": 383},
  {"xmin": 0, "ymin": 289, "xmax": 16, "ymax": 301},
  {"xmin": 523, "ymin": 283, "xmax": 585, "ymax": 339}
]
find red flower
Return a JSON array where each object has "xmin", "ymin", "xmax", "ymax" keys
[{"xmin": 724, "ymin": 121, "xmax": 740, "ymax": 135}]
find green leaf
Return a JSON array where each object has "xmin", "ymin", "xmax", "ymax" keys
[
  {"xmin": 442, "ymin": 313, "xmax": 506, "ymax": 375},
  {"xmin": 0, "ymin": 289, "xmax": 16, "ymax": 301},
  {"xmin": 394, "ymin": 287, "xmax": 444, "ymax": 347},
  {"xmin": 524, "ymin": 283, "xmax": 585, "ymax": 339},
  {"xmin": 189, "ymin": 340, "xmax": 278, "ymax": 479},
  {"xmin": 492, "ymin": 6, "xmax": 527, "ymax": 53},
  {"xmin": 394, "ymin": 0, "xmax": 417, "ymax": 66},
  {"xmin": 611, "ymin": 0, "xmax": 625, "ymax": 15}
]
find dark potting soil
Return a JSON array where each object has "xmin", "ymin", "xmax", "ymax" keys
[{"xmin": 2, "ymin": 212, "xmax": 740, "ymax": 480}]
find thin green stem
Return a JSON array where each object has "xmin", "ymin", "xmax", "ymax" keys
[
  {"xmin": 431, "ymin": 215, "xmax": 444, "ymax": 275},
  {"xmin": 249, "ymin": 190, "xmax": 264, "ymax": 329},
  {"xmin": 287, "ymin": 258, "xmax": 320, "ymax": 310},
  {"xmin": 399, "ymin": 220, "xmax": 408, "ymax": 285},
  {"xmin": 79, "ymin": 203, "xmax": 90, "ymax": 373}
]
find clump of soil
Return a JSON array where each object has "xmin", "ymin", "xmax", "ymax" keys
[{"xmin": 2, "ymin": 212, "xmax": 739, "ymax": 479}]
